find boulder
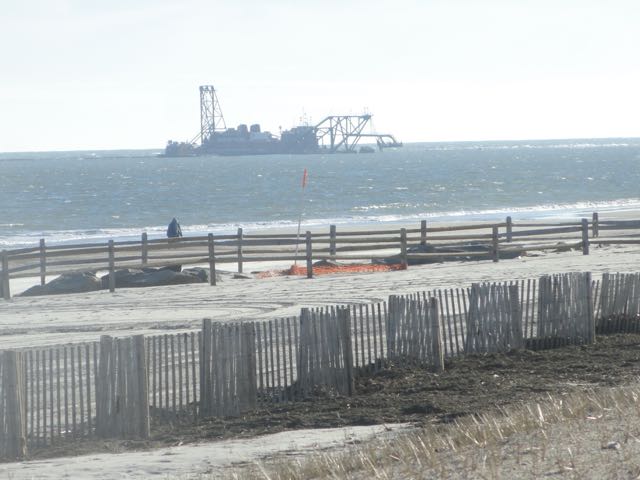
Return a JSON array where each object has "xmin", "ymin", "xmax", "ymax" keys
[
  {"xmin": 553, "ymin": 242, "xmax": 574, "ymax": 253},
  {"xmin": 313, "ymin": 259, "xmax": 340, "ymax": 268},
  {"xmin": 182, "ymin": 267, "xmax": 211, "ymax": 282},
  {"xmin": 20, "ymin": 272, "xmax": 102, "ymax": 297},
  {"xmin": 374, "ymin": 242, "xmax": 521, "ymax": 265},
  {"xmin": 100, "ymin": 266, "xmax": 212, "ymax": 289},
  {"xmin": 233, "ymin": 273, "xmax": 253, "ymax": 280}
]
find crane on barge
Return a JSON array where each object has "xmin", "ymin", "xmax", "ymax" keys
[
  {"xmin": 163, "ymin": 85, "xmax": 402, "ymax": 156},
  {"xmin": 314, "ymin": 115, "xmax": 402, "ymax": 153}
]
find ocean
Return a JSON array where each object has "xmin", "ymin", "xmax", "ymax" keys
[{"xmin": 1, "ymin": 138, "xmax": 639, "ymax": 249}]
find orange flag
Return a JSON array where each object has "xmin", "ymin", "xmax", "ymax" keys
[{"xmin": 302, "ymin": 168, "xmax": 308, "ymax": 188}]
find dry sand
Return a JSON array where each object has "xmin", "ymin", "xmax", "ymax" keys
[
  {"xmin": 2, "ymin": 242, "xmax": 639, "ymax": 349},
  {"xmin": 0, "ymin": 424, "xmax": 410, "ymax": 479},
  {"xmin": 1, "ymin": 213, "xmax": 639, "ymax": 478}
]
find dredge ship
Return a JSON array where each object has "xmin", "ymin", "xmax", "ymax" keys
[{"xmin": 164, "ymin": 85, "xmax": 402, "ymax": 157}]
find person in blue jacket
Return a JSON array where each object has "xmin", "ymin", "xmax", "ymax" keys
[
  {"xmin": 167, "ymin": 218, "xmax": 183, "ymax": 238},
  {"xmin": 166, "ymin": 218, "xmax": 183, "ymax": 271}
]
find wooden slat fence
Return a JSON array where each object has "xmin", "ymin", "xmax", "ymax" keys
[
  {"xmin": 350, "ymin": 302, "xmax": 387, "ymax": 370},
  {"xmin": 146, "ymin": 332, "xmax": 200, "ymax": 417},
  {"xmin": 0, "ymin": 351, "xmax": 27, "ymax": 459},
  {"xmin": 597, "ymin": 272, "xmax": 640, "ymax": 333},
  {"xmin": 535, "ymin": 273, "xmax": 594, "ymax": 348},
  {"xmin": 95, "ymin": 335, "xmax": 149, "ymax": 439},
  {"xmin": 386, "ymin": 295, "xmax": 444, "ymax": 370},
  {"xmin": 297, "ymin": 307, "xmax": 354, "ymax": 397},
  {"xmin": 465, "ymin": 283, "xmax": 523, "ymax": 354},
  {"xmin": 22, "ymin": 342, "xmax": 98, "ymax": 448},
  {"xmin": 1, "ymin": 270, "xmax": 639, "ymax": 459},
  {"xmin": 390, "ymin": 275, "xmax": 598, "ymax": 355},
  {"xmin": 199, "ymin": 321, "xmax": 257, "ymax": 417},
  {"xmin": 255, "ymin": 317, "xmax": 298, "ymax": 404},
  {"xmin": 421, "ymin": 288, "xmax": 469, "ymax": 357}
]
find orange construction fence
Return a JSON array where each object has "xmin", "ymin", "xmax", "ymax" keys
[{"xmin": 256, "ymin": 262, "xmax": 406, "ymax": 279}]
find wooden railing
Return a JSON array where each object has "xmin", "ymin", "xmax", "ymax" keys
[{"xmin": 2, "ymin": 212, "xmax": 640, "ymax": 299}]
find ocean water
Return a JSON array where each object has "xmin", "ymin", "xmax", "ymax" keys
[{"xmin": 1, "ymin": 139, "xmax": 639, "ymax": 248}]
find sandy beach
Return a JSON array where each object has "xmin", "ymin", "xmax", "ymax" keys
[
  {"xmin": 2, "ymin": 213, "xmax": 640, "ymax": 350},
  {"xmin": 1, "ymin": 213, "xmax": 640, "ymax": 478},
  {"xmin": 0, "ymin": 423, "xmax": 410, "ymax": 479}
]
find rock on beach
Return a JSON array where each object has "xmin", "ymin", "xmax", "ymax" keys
[{"xmin": 19, "ymin": 267, "xmax": 216, "ymax": 297}]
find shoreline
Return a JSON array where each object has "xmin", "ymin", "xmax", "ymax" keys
[{"xmin": 3, "ymin": 203, "xmax": 640, "ymax": 250}]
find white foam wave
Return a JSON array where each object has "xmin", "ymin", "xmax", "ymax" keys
[
  {"xmin": 2, "ymin": 198, "xmax": 640, "ymax": 249},
  {"xmin": 425, "ymin": 141, "xmax": 637, "ymax": 152}
]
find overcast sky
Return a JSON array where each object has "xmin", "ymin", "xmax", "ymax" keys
[{"xmin": 1, "ymin": 0, "xmax": 639, "ymax": 152}]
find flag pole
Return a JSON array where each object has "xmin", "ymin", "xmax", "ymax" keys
[{"xmin": 294, "ymin": 168, "xmax": 308, "ymax": 266}]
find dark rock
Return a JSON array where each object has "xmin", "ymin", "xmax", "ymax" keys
[
  {"xmin": 182, "ymin": 267, "xmax": 221, "ymax": 283},
  {"xmin": 553, "ymin": 242, "xmax": 574, "ymax": 252},
  {"xmin": 313, "ymin": 259, "xmax": 340, "ymax": 268},
  {"xmin": 20, "ymin": 272, "xmax": 102, "ymax": 297},
  {"xmin": 374, "ymin": 242, "xmax": 521, "ymax": 265},
  {"xmin": 233, "ymin": 273, "xmax": 253, "ymax": 280},
  {"xmin": 100, "ymin": 268, "xmax": 143, "ymax": 289},
  {"xmin": 100, "ymin": 267, "xmax": 211, "ymax": 289},
  {"xmin": 182, "ymin": 267, "xmax": 210, "ymax": 282}
]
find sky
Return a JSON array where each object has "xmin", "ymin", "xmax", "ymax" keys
[{"xmin": 1, "ymin": 0, "xmax": 639, "ymax": 152}]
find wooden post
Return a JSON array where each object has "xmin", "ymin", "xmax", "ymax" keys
[
  {"xmin": 492, "ymin": 226, "xmax": 499, "ymax": 262},
  {"xmin": 329, "ymin": 225, "xmax": 337, "ymax": 259},
  {"xmin": 430, "ymin": 298, "xmax": 445, "ymax": 372},
  {"xmin": 387, "ymin": 295, "xmax": 397, "ymax": 359},
  {"xmin": 465, "ymin": 285, "xmax": 477, "ymax": 353},
  {"xmin": 191, "ymin": 332, "xmax": 197, "ymax": 415},
  {"xmin": 400, "ymin": 228, "xmax": 408, "ymax": 269},
  {"xmin": 506, "ymin": 216, "xmax": 513, "ymax": 242},
  {"xmin": 141, "ymin": 232, "xmax": 148, "ymax": 266},
  {"xmin": 201, "ymin": 319, "xmax": 212, "ymax": 416},
  {"xmin": 237, "ymin": 227, "xmax": 243, "ymax": 274},
  {"xmin": 3, "ymin": 351, "xmax": 27, "ymax": 458},
  {"xmin": 96, "ymin": 335, "xmax": 114, "ymax": 438},
  {"xmin": 85, "ymin": 344, "xmax": 92, "ymax": 437},
  {"xmin": 125, "ymin": 338, "xmax": 136, "ymax": 437},
  {"xmin": 508, "ymin": 284, "xmax": 523, "ymax": 349},
  {"xmin": 1, "ymin": 250, "xmax": 10, "ymax": 300},
  {"xmin": 108, "ymin": 240, "xmax": 116, "ymax": 292},
  {"xmin": 339, "ymin": 307, "xmax": 354, "ymax": 396},
  {"xmin": 208, "ymin": 234, "xmax": 216, "ymax": 286},
  {"xmin": 592, "ymin": 212, "xmax": 599, "ymax": 238},
  {"xmin": 116, "ymin": 339, "xmax": 129, "ymax": 437},
  {"xmin": 133, "ymin": 335, "xmax": 150, "ymax": 439},
  {"xmin": 305, "ymin": 231, "xmax": 313, "ymax": 279},
  {"xmin": 420, "ymin": 220, "xmax": 427, "ymax": 246},
  {"xmin": 581, "ymin": 218, "xmax": 590, "ymax": 255},
  {"xmin": 39, "ymin": 239, "xmax": 46, "ymax": 285},
  {"xmin": 585, "ymin": 272, "xmax": 595, "ymax": 344},
  {"xmin": 247, "ymin": 323, "xmax": 257, "ymax": 409},
  {"xmin": 299, "ymin": 308, "xmax": 310, "ymax": 397}
]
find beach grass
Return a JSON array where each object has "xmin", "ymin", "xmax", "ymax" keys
[{"xmin": 214, "ymin": 382, "xmax": 640, "ymax": 479}]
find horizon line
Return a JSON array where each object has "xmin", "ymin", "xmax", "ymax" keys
[{"xmin": 1, "ymin": 135, "xmax": 639, "ymax": 155}]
